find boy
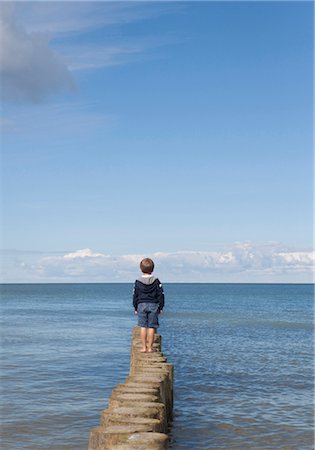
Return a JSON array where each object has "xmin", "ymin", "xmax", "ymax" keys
[{"xmin": 133, "ymin": 258, "xmax": 165, "ymax": 353}]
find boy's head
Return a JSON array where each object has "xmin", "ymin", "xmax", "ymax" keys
[{"xmin": 140, "ymin": 258, "xmax": 154, "ymax": 274}]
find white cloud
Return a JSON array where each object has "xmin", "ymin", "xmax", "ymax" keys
[
  {"xmin": 0, "ymin": 3, "xmax": 75, "ymax": 103},
  {"xmin": 275, "ymin": 251, "xmax": 314, "ymax": 265},
  {"xmin": 1, "ymin": 2, "xmax": 181, "ymax": 102},
  {"xmin": 2, "ymin": 242, "xmax": 313, "ymax": 283},
  {"xmin": 63, "ymin": 248, "xmax": 106, "ymax": 259}
]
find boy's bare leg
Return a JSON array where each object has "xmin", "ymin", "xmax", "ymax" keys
[
  {"xmin": 147, "ymin": 327, "xmax": 155, "ymax": 352},
  {"xmin": 140, "ymin": 327, "xmax": 147, "ymax": 352}
]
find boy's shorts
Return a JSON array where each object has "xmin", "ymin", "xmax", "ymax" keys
[{"xmin": 137, "ymin": 302, "xmax": 159, "ymax": 329}]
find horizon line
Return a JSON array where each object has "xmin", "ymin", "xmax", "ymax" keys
[{"xmin": 0, "ymin": 282, "xmax": 313, "ymax": 286}]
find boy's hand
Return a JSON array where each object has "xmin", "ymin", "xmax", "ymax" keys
[{"xmin": 134, "ymin": 310, "xmax": 138, "ymax": 315}]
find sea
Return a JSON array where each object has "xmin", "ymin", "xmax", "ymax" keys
[{"xmin": 0, "ymin": 283, "xmax": 313, "ymax": 450}]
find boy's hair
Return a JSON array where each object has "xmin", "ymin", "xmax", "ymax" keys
[{"xmin": 140, "ymin": 258, "xmax": 154, "ymax": 274}]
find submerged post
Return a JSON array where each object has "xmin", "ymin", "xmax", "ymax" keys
[{"xmin": 88, "ymin": 327, "xmax": 173, "ymax": 450}]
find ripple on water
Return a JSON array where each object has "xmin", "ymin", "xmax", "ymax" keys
[{"xmin": 1, "ymin": 283, "xmax": 313, "ymax": 449}]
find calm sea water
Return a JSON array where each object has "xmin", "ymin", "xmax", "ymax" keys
[{"xmin": 0, "ymin": 283, "xmax": 313, "ymax": 449}]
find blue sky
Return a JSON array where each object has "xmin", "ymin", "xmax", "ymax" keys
[{"xmin": 1, "ymin": 1, "xmax": 313, "ymax": 282}]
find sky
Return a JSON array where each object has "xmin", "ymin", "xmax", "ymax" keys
[{"xmin": 0, "ymin": 1, "xmax": 314, "ymax": 283}]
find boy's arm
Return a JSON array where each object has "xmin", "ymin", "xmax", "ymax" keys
[
  {"xmin": 157, "ymin": 280, "xmax": 165, "ymax": 312},
  {"xmin": 132, "ymin": 282, "xmax": 138, "ymax": 311}
]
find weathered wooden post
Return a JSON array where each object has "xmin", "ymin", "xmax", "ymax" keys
[{"xmin": 88, "ymin": 327, "xmax": 173, "ymax": 450}]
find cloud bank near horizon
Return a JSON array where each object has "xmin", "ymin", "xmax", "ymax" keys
[{"xmin": 1, "ymin": 242, "xmax": 314, "ymax": 283}]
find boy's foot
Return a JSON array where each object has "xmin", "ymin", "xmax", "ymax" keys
[
  {"xmin": 140, "ymin": 348, "xmax": 147, "ymax": 353},
  {"xmin": 147, "ymin": 348, "xmax": 155, "ymax": 353}
]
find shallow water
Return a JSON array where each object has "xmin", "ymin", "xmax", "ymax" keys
[{"xmin": 0, "ymin": 283, "xmax": 313, "ymax": 449}]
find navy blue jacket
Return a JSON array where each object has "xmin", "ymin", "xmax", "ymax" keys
[{"xmin": 133, "ymin": 277, "xmax": 165, "ymax": 312}]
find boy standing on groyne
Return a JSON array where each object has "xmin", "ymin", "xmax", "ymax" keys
[{"xmin": 133, "ymin": 258, "xmax": 165, "ymax": 353}]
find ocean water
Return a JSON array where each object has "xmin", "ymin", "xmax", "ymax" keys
[{"xmin": 0, "ymin": 283, "xmax": 313, "ymax": 450}]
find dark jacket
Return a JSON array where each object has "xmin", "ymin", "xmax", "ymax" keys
[{"xmin": 133, "ymin": 276, "xmax": 165, "ymax": 312}]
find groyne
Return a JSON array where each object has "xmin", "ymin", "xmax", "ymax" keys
[{"xmin": 88, "ymin": 327, "xmax": 173, "ymax": 450}]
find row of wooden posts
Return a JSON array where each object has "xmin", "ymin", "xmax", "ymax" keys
[{"xmin": 88, "ymin": 327, "xmax": 174, "ymax": 450}]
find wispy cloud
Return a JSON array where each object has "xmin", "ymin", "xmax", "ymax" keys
[
  {"xmin": 2, "ymin": 242, "xmax": 314, "ymax": 283},
  {"xmin": 18, "ymin": 2, "xmax": 180, "ymax": 36},
  {"xmin": 0, "ymin": 117, "xmax": 16, "ymax": 132},
  {"xmin": 62, "ymin": 34, "xmax": 180, "ymax": 71},
  {"xmin": 2, "ymin": 100, "xmax": 116, "ymax": 138},
  {"xmin": 1, "ymin": 2, "xmax": 181, "ymax": 103}
]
